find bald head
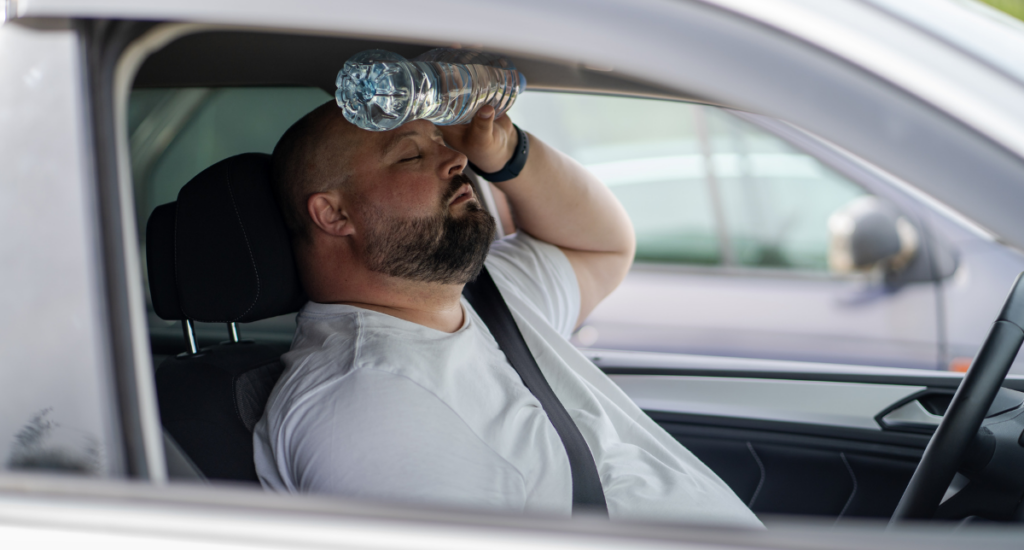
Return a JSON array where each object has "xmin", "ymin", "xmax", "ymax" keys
[
  {"xmin": 271, "ymin": 100, "xmax": 359, "ymax": 244},
  {"xmin": 270, "ymin": 103, "xmax": 493, "ymax": 301}
]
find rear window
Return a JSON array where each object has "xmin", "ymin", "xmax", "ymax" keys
[{"xmin": 130, "ymin": 87, "xmax": 330, "ymax": 356}]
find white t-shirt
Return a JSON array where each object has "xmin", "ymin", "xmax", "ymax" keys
[{"xmin": 253, "ymin": 233, "xmax": 761, "ymax": 527}]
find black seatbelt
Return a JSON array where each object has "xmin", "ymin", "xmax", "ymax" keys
[{"xmin": 463, "ymin": 267, "xmax": 608, "ymax": 516}]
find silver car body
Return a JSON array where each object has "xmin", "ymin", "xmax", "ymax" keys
[{"xmin": 5, "ymin": 0, "xmax": 1024, "ymax": 546}]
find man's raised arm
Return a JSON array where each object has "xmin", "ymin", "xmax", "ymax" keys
[{"xmin": 440, "ymin": 107, "xmax": 636, "ymax": 327}]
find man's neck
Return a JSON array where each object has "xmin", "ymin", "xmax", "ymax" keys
[
  {"xmin": 335, "ymin": 281, "xmax": 467, "ymax": 333},
  {"xmin": 299, "ymin": 242, "xmax": 470, "ymax": 333}
]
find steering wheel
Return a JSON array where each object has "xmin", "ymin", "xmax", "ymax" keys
[{"xmin": 889, "ymin": 272, "xmax": 1024, "ymax": 523}]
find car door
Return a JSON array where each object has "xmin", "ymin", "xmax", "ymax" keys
[
  {"xmin": 589, "ymin": 348, "xmax": 989, "ymax": 519},
  {"xmin": 11, "ymin": 0, "xmax": 1024, "ymax": 546},
  {"xmin": 512, "ymin": 92, "xmax": 942, "ymax": 371}
]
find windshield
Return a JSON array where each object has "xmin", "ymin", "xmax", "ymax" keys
[{"xmin": 864, "ymin": 0, "xmax": 1024, "ymax": 87}]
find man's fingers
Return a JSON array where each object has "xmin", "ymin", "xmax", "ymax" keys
[
  {"xmin": 494, "ymin": 112, "xmax": 513, "ymax": 133},
  {"xmin": 471, "ymin": 106, "xmax": 495, "ymax": 140},
  {"xmin": 477, "ymin": 105, "xmax": 496, "ymax": 120},
  {"xmin": 439, "ymin": 106, "xmax": 517, "ymax": 171}
]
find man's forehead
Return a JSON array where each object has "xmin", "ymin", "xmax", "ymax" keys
[
  {"xmin": 378, "ymin": 122, "xmax": 443, "ymax": 155},
  {"xmin": 318, "ymin": 118, "xmax": 441, "ymax": 169}
]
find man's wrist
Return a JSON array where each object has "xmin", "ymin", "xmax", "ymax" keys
[{"xmin": 469, "ymin": 125, "xmax": 529, "ymax": 183}]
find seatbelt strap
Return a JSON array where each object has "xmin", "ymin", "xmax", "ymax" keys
[{"xmin": 463, "ymin": 267, "xmax": 608, "ymax": 516}]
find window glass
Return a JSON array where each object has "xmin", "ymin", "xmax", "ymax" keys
[
  {"xmin": 704, "ymin": 109, "xmax": 865, "ymax": 271},
  {"xmin": 1, "ymin": 101, "xmax": 128, "ymax": 479},
  {"xmin": 510, "ymin": 93, "xmax": 720, "ymax": 265},
  {"xmin": 510, "ymin": 92, "xmax": 867, "ymax": 272},
  {"xmin": 132, "ymin": 87, "xmax": 331, "ymax": 233}
]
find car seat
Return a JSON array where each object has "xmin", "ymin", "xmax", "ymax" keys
[
  {"xmin": 146, "ymin": 153, "xmax": 306, "ymax": 483},
  {"xmin": 146, "ymin": 151, "xmax": 504, "ymax": 484}
]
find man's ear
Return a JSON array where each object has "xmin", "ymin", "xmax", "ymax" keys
[{"xmin": 307, "ymin": 190, "xmax": 355, "ymax": 237}]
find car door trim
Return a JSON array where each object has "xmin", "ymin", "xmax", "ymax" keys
[
  {"xmin": 589, "ymin": 348, "xmax": 1024, "ymax": 390},
  {"xmin": 651, "ymin": 411, "xmax": 928, "ymax": 458},
  {"xmin": 81, "ymin": 19, "xmax": 166, "ymax": 482}
]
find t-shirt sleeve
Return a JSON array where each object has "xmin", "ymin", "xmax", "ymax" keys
[
  {"xmin": 484, "ymin": 232, "xmax": 580, "ymax": 339},
  {"xmin": 283, "ymin": 368, "xmax": 527, "ymax": 510}
]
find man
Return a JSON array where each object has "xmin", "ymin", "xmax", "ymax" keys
[{"xmin": 254, "ymin": 100, "xmax": 761, "ymax": 527}]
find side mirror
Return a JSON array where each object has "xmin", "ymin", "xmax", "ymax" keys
[{"xmin": 828, "ymin": 196, "xmax": 919, "ymax": 275}]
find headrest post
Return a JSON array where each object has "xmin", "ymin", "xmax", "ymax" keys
[
  {"xmin": 181, "ymin": 319, "xmax": 199, "ymax": 355},
  {"xmin": 227, "ymin": 322, "xmax": 241, "ymax": 343}
]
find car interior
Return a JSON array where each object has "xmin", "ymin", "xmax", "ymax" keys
[{"xmin": 132, "ymin": 28, "xmax": 1024, "ymax": 524}]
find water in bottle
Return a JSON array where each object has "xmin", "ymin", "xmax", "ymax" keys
[{"xmin": 336, "ymin": 48, "xmax": 527, "ymax": 131}]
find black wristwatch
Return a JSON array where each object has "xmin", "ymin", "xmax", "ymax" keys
[{"xmin": 468, "ymin": 124, "xmax": 529, "ymax": 183}]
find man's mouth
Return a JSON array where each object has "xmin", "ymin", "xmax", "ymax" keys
[{"xmin": 448, "ymin": 183, "xmax": 474, "ymax": 206}]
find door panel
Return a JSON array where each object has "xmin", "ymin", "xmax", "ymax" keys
[
  {"xmin": 608, "ymin": 374, "xmax": 923, "ymax": 430},
  {"xmin": 841, "ymin": 454, "xmax": 918, "ymax": 518},
  {"xmin": 675, "ymin": 437, "xmax": 763, "ymax": 504},
  {"xmin": 597, "ymin": 350, "xmax": 1024, "ymax": 519},
  {"xmin": 747, "ymin": 444, "xmax": 855, "ymax": 516},
  {"xmin": 662, "ymin": 419, "xmax": 919, "ymax": 519}
]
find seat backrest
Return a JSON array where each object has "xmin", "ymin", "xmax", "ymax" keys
[{"xmin": 146, "ymin": 152, "xmax": 306, "ymax": 483}]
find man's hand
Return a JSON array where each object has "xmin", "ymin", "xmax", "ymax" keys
[
  {"xmin": 438, "ymin": 105, "xmax": 517, "ymax": 173},
  {"xmin": 441, "ymin": 105, "xmax": 636, "ymax": 329}
]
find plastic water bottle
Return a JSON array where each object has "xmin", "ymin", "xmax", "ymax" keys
[{"xmin": 336, "ymin": 48, "xmax": 527, "ymax": 132}]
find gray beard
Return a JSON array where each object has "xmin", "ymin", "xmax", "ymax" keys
[{"xmin": 362, "ymin": 175, "xmax": 497, "ymax": 285}]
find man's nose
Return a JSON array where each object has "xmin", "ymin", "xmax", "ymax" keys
[{"xmin": 440, "ymin": 144, "xmax": 467, "ymax": 178}]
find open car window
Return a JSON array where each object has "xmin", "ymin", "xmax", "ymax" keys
[
  {"xmin": 512, "ymin": 92, "xmax": 867, "ymax": 272},
  {"xmin": 132, "ymin": 88, "xmax": 891, "ymax": 365},
  {"xmin": 133, "ymin": 89, "xmax": 870, "ymax": 278}
]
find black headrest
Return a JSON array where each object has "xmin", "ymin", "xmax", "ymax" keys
[
  {"xmin": 147, "ymin": 202, "xmax": 183, "ymax": 320},
  {"xmin": 167, "ymin": 153, "xmax": 306, "ymax": 323}
]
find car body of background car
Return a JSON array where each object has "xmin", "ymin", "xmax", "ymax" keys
[{"xmin": 7, "ymin": 0, "xmax": 1024, "ymax": 548}]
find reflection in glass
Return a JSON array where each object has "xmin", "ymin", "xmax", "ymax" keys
[
  {"xmin": 6, "ymin": 408, "xmax": 102, "ymax": 474},
  {"xmin": 512, "ymin": 92, "xmax": 866, "ymax": 272},
  {"xmin": 511, "ymin": 93, "xmax": 721, "ymax": 265},
  {"xmin": 705, "ymin": 109, "xmax": 865, "ymax": 271}
]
